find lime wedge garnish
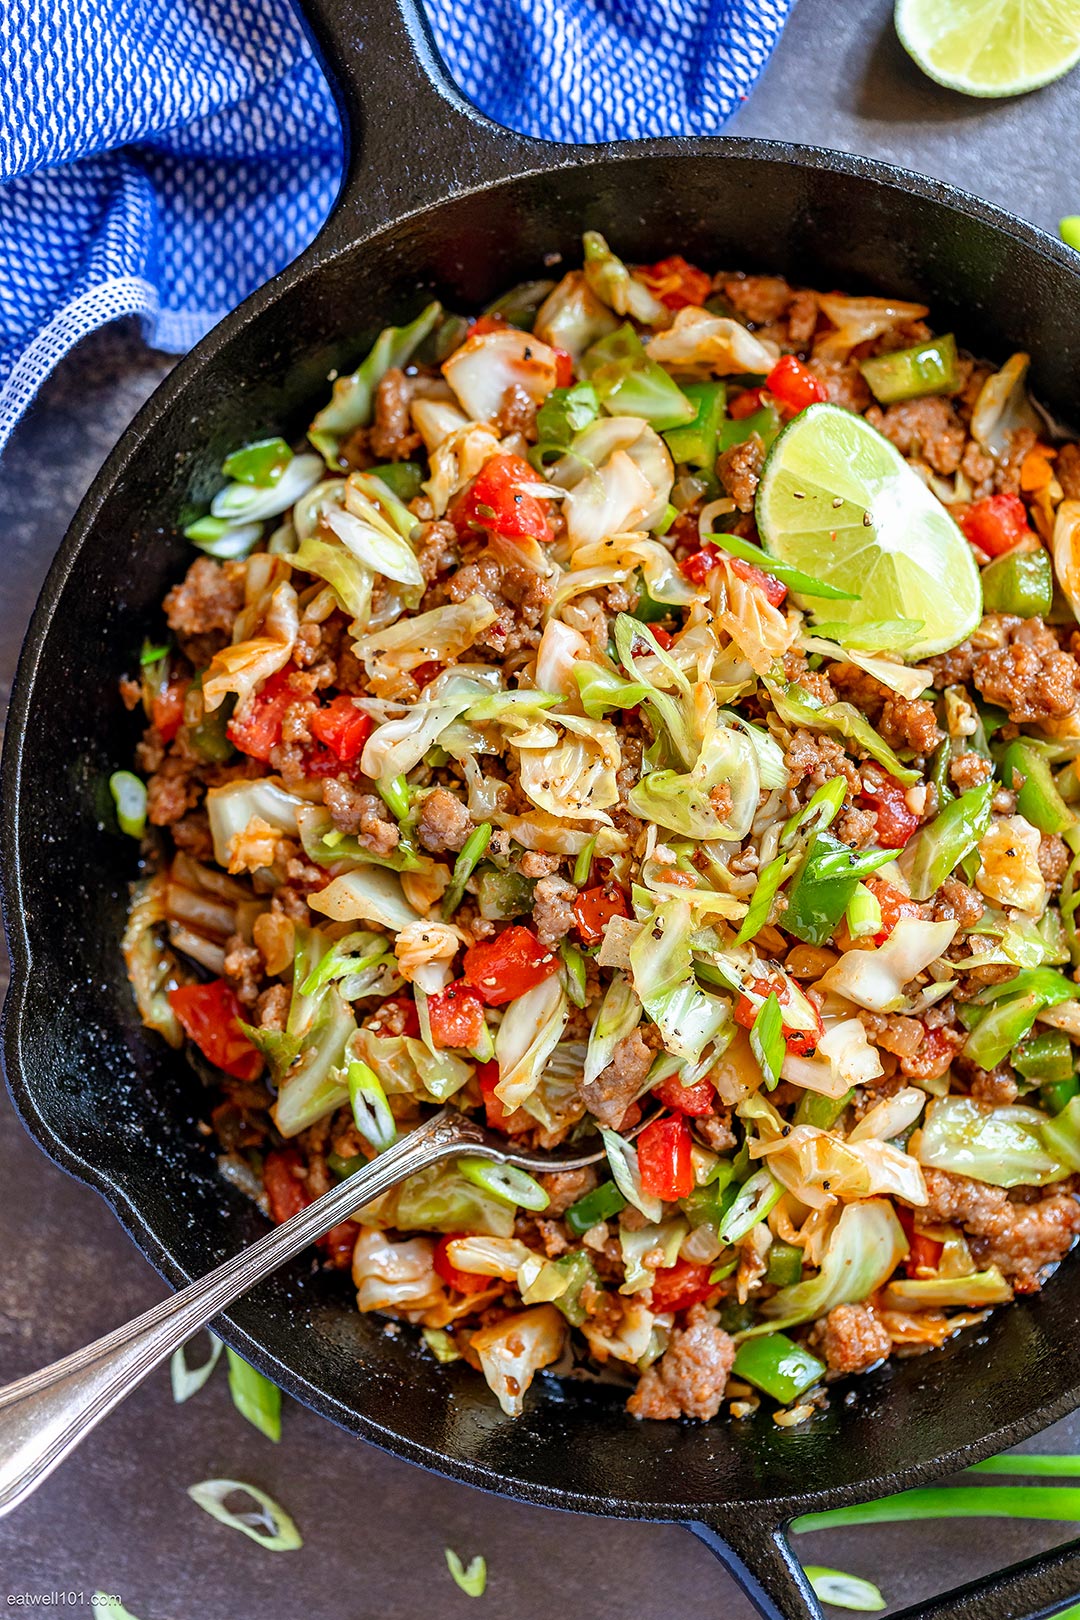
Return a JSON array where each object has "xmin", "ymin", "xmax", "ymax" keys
[
  {"xmin": 755, "ymin": 403, "xmax": 981, "ymax": 660},
  {"xmin": 896, "ymin": 0, "xmax": 1080, "ymax": 96}
]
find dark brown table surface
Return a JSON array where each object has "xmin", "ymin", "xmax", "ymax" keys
[{"xmin": 5, "ymin": 1, "xmax": 1080, "ymax": 1613}]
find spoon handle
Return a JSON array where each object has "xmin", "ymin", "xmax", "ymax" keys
[{"xmin": 0, "ymin": 1110, "xmax": 479, "ymax": 1516}]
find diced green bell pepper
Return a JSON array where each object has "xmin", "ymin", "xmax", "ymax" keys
[
  {"xmin": 858, "ymin": 334, "xmax": 959, "ymax": 404},
  {"xmin": 476, "ymin": 869, "xmax": 535, "ymax": 921},
  {"xmin": 732, "ymin": 1332, "xmax": 827, "ymax": 1404},
  {"xmin": 565, "ymin": 1180, "xmax": 627, "ymax": 1236},
  {"xmin": 663, "ymin": 380, "xmax": 727, "ymax": 470},
  {"xmin": 368, "ymin": 461, "xmax": 424, "ymax": 501},
  {"xmin": 549, "ymin": 1250, "xmax": 600, "ymax": 1326},
  {"xmin": 186, "ymin": 674, "xmax": 235, "ymax": 763},
  {"xmin": 717, "ymin": 402, "xmax": 781, "ymax": 456},
  {"xmin": 765, "ymin": 1240, "xmax": 804, "ymax": 1288},
  {"xmin": 783, "ymin": 831, "xmax": 896, "ymax": 946},
  {"xmin": 794, "ymin": 1088, "xmax": 853, "ymax": 1129},
  {"xmin": 981, "ymin": 548, "xmax": 1053, "ymax": 618},
  {"xmin": 1001, "ymin": 739, "xmax": 1075, "ymax": 836},
  {"xmin": 1043, "ymin": 1075, "xmax": 1080, "ymax": 1115},
  {"xmin": 1013, "ymin": 1027, "xmax": 1074, "ymax": 1085}
]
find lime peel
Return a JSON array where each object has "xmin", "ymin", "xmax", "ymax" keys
[
  {"xmin": 755, "ymin": 402, "xmax": 981, "ymax": 661},
  {"xmin": 896, "ymin": 0, "xmax": 1080, "ymax": 98}
]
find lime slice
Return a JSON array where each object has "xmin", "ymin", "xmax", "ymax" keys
[
  {"xmin": 755, "ymin": 403, "xmax": 981, "ymax": 661},
  {"xmin": 896, "ymin": 0, "xmax": 1080, "ymax": 96}
]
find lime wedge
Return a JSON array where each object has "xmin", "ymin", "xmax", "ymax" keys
[
  {"xmin": 755, "ymin": 403, "xmax": 981, "ymax": 660},
  {"xmin": 896, "ymin": 0, "xmax": 1080, "ymax": 96}
]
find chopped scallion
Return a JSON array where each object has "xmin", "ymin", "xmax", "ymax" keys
[
  {"xmin": 457, "ymin": 1157, "xmax": 550, "ymax": 1211},
  {"xmin": 802, "ymin": 1567, "xmax": 886, "ymax": 1612},
  {"xmin": 170, "ymin": 1331, "xmax": 222, "ymax": 1403},
  {"xmin": 442, "ymin": 822, "xmax": 492, "ymax": 919},
  {"xmin": 445, "ymin": 1548, "xmax": 488, "ymax": 1598},
  {"xmin": 225, "ymin": 1348, "xmax": 282, "ymax": 1442},
  {"xmin": 346, "ymin": 1057, "xmax": 397, "ymax": 1152},
  {"xmin": 750, "ymin": 992, "xmax": 785, "ymax": 1089},
  {"xmin": 109, "ymin": 770, "xmax": 147, "ymax": 839},
  {"xmin": 186, "ymin": 1478, "xmax": 302, "ymax": 1550}
]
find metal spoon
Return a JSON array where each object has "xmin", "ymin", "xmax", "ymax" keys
[{"xmin": 0, "ymin": 1104, "xmax": 655, "ymax": 1515}]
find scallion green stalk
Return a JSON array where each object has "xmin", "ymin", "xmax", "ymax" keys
[
  {"xmin": 224, "ymin": 1349, "xmax": 282, "ymax": 1442},
  {"xmin": 442, "ymin": 822, "xmax": 492, "ymax": 919}
]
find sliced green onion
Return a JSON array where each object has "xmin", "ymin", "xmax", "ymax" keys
[
  {"xmin": 446, "ymin": 1549, "xmax": 488, "ymax": 1598},
  {"xmin": 109, "ymin": 770, "xmax": 147, "ymax": 839},
  {"xmin": 780, "ymin": 777, "xmax": 847, "ymax": 849},
  {"xmin": 442, "ymin": 822, "xmax": 492, "ymax": 919},
  {"xmin": 140, "ymin": 639, "xmax": 169, "ymax": 666},
  {"xmin": 573, "ymin": 833, "xmax": 598, "ymax": 888},
  {"xmin": 803, "ymin": 1568, "xmax": 886, "ymax": 1612},
  {"xmin": 183, "ymin": 515, "xmax": 263, "ymax": 558},
  {"xmin": 170, "ymin": 1331, "xmax": 222, "ymax": 1403},
  {"xmin": 91, "ymin": 1599, "xmax": 141, "ymax": 1620},
  {"xmin": 793, "ymin": 1484, "xmax": 1080, "ymax": 1533},
  {"xmin": 750, "ymin": 992, "xmax": 785, "ymax": 1090},
  {"xmin": 735, "ymin": 852, "xmax": 787, "ymax": 945},
  {"xmin": 346, "ymin": 1057, "xmax": 397, "ymax": 1152},
  {"xmin": 709, "ymin": 1251, "xmax": 739, "ymax": 1283},
  {"xmin": 560, "ymin": 939, "xmax": 588, "ymax": 1008},
  {"xmin": 378, "ymin": 774, "xmax": 411, "ymax": 822},
  {"xmin": 794, "ymin": 1088, "xmax": 852, "ymax": 1129},
  {"xmin": 423, "ymin": 1327, "xmax": 463, "ymax": 1363},
  {"xmin": 700, "ymin": 531, "xmax": 859, "ymax": 601},
  {"xmin": 846, "ymin": 881, "xmax": 882, "ymax": 940},
  {"xmin": 968, "ymin": 1453, "xmax": 1080, "ymax": 1476},
  {"xmin": 328, "ymin": 1149, "xmax": 365, "ymax": 1178},
  {"xmin": 717, "ymin": 1168, "xmax": 782, "ymax": 1245},
  {"xmin": 225, "ymin": 1348, "xmax": 282, "ymax": 1442},
  {"xmin": 222, "ymin": 437, "xmax": 293, "ymax": 487},
  {"xmin": 457, "ymin": 1157, "xmax": 550, "ymax": 1211},
  {"xmin": 186, "ymin": 1478, "xmax": 302, "ymax": 1550}
]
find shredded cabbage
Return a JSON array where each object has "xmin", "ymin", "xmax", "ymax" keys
[
  {"xmin": 915, "ymin": 1097, "xmax": 1071, "ymax": 1188},
  {"xmin": 645, "ymin": 307, "xmax": 776, "ymax": 376},
  {"xmin": 442, "ymin": 327, "xmax": 560, "ymax": 422},
  {"xmin": 753, "ymin": 1199, "xmax": 909, "ymax": 1332},
  {"xmin": 494, "ymin": 975, "xmax": 569, "ymax": 1112},
  {"xmin": 469, "ymin": 1304, "xmax": 566, "ymax": 1416},
  {"xmin": 820, "ymin": 918, "xmax": 958, "ymax": 1013}
]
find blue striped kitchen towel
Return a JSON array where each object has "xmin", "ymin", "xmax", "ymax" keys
[{"xmin": 0, "ymin": 0, "xmax": 795, "ymax": 453}]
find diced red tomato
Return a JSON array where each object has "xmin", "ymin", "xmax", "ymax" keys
[
  {"xmin": 728, "ymin": 555, "xmax": 787, "ymax": 608},
  {"xmin": 652, "ymin": 1073, "xmax": 716, "ymax": 1117},
  {"xmin": 649, "ymin": 1258, "xmax": 717, "ymax": 1314},
  {"xmin": 897, "ymin": 1206, "xmax": 944, "ymax": 1279},
  {"xmin": 413, "ymin": 661, "xmax": 443, "ymax": 689},
  {"xmin": 151, "ymin": 677, "xmax": 187, "ymax": 743},
  {"xmin": 637, "ymin": 1115, "xmax": 695, "ymax": 1202},
  {"xmin": 679, "ymin": 544, "xmax": 723, "ymax": 586},
  {"xmin": 649, "ymin": 624, "xmax": 674, "ymax": 650},
  {"xmin": 470, "ymin": 313, "xmax": 510, "ymax": 337},
  {"xmin": 434, "ymin": 1235, "xmax": 494, "ymax": 1294},
  {"xmin": 729, "ymin": 387, "xmax": 765, "ymax": 420},
  {"xmin": 450, "ymin": 453, "xmax": 554, "ymax": 544},
  {"xmin": 308, "ymin": 695, "xmax": 372, "ymax": 764},
  {"xmin": 865, "ymin": 875, "xmax": 922, "ymax": 946},
  {"xmin": 573, "ymin": 883, "xmax": 631, "ymax": 946},
  {"xmin": 263, "ymin": 1148, "xmax": 310, "ymax": 1224},
  {"xmin": 734, "ymin": 973, "xmax": 824, "ymax": 1058},
  {"xmin": 226, "ymin": 668, "xmax": 296, "ymax": 761},
  {"xmin": 640, "ymin": 255, "xmax": 712, "ymax": 311},
  {"xmin": 552, "ymin": 346, "xmax": 575, "ymax": 388},
  {"xmin": 860, "ymin": 766, "xmax": 921, "ymax": 849},
  {"xmin": 960, "ymin": 493, "xmax": 1034, "ymax": 558},
  {"xmin": 766, "ymin": 354, "xmax": 827, "ymax": 416},
  {"xmin": 475, "ymin": 1059, "xmax": 523, "ymax": 1132},
  {"xmin": 168, "ymin": 979, "xmax": 263, "ymax": 1080},
  {"xmin": 462, "ymin": 925, "xmax": 560, "ymax": 1007},
  {"xmin": 317, "ymin": 1220, "xmax": 361, "ymax": 1269},
  {"xmin": 426, "ymin": 981, "xmax": 488, "ymax": 1050},
  {"xmin": 370, "ymin": 991, "xmax": 421, "ymax": 1039}
]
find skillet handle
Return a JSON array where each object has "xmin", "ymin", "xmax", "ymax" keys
[
  {"xmin": 292, "ymin": 0, "xmax": 555, "ymax": 239},
  {"xmin": 688, "ymin": 1512, "xmax": 1080, "ymax": 1620}
]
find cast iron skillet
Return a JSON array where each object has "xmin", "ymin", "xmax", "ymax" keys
[{"xmin": 6, "ymin": 3, "xmax": 1080, "ymax": 1616}]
